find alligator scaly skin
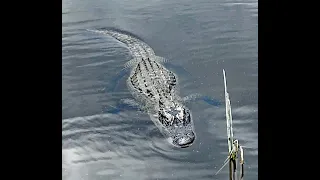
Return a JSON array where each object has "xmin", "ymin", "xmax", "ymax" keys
[{"xmin": 88, "ymin": 29, "xmax": 195, "ymax": 148}]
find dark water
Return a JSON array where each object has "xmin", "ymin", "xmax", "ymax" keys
[{"xmin": 62, "ymin": 0, "xmax": 258, "ymax": 180}]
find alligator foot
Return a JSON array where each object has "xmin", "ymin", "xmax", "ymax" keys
[
  {"xmin": 182, "ymin": 93, "xmax": 222, "ymax": 107},
  {"xmin": 104, "ymin": 98, "xmax": 146, "ymax": 114}
]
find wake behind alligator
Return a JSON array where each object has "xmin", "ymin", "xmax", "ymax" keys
[{"xmin": 87, "ymin": 28, "xmax": 220, "ymax": 148}]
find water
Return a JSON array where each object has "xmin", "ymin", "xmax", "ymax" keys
[{"xmin": 62, "ymin": 0, "xmax": 258, "ymax": 180}]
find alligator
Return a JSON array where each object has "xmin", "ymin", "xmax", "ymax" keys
[{"xmin": 87, "ymin": 28, "xmax": 221, "ymax": 148}]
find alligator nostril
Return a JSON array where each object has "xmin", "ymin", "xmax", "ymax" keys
[{"xmin": 175, "ymin": 135, "xmax": 195, "ymax": 147}]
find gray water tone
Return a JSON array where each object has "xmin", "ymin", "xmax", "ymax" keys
[{"xmin": 62, "ymin": 0, "xmax": 258, "ymax": 180}]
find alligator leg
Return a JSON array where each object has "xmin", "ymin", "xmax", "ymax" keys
[
  {"xmin": 106, "ymin": 68, "xmax": 130, "ymax": 92},
  {"xmin": 104, "ymin": 98, "xmax": 143, "ymax": 114},
  {"xmin": 182, "ymin": 93, "xmax": 222, "ymax": 107},
  {"xmin": 107, "ymin": 57, "xmax": 145, "ymax": 92}
]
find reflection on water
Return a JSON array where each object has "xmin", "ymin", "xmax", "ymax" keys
[
  {"xmin": 62, "ymin": 0, "xmax": 257, "ymax": 179},
  {"xmin": 62, "ymin": 105, "xmax": 257, "ymax": 180}
]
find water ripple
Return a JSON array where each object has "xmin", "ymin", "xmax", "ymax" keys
[{"xmin": 63, "ymin": 0, "xmax": 257, "ymax": 179}]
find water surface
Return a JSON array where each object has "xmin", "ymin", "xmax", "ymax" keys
[{"xmin": 62, "ymin": 0, "xmax": 258, "ymax": 179}]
